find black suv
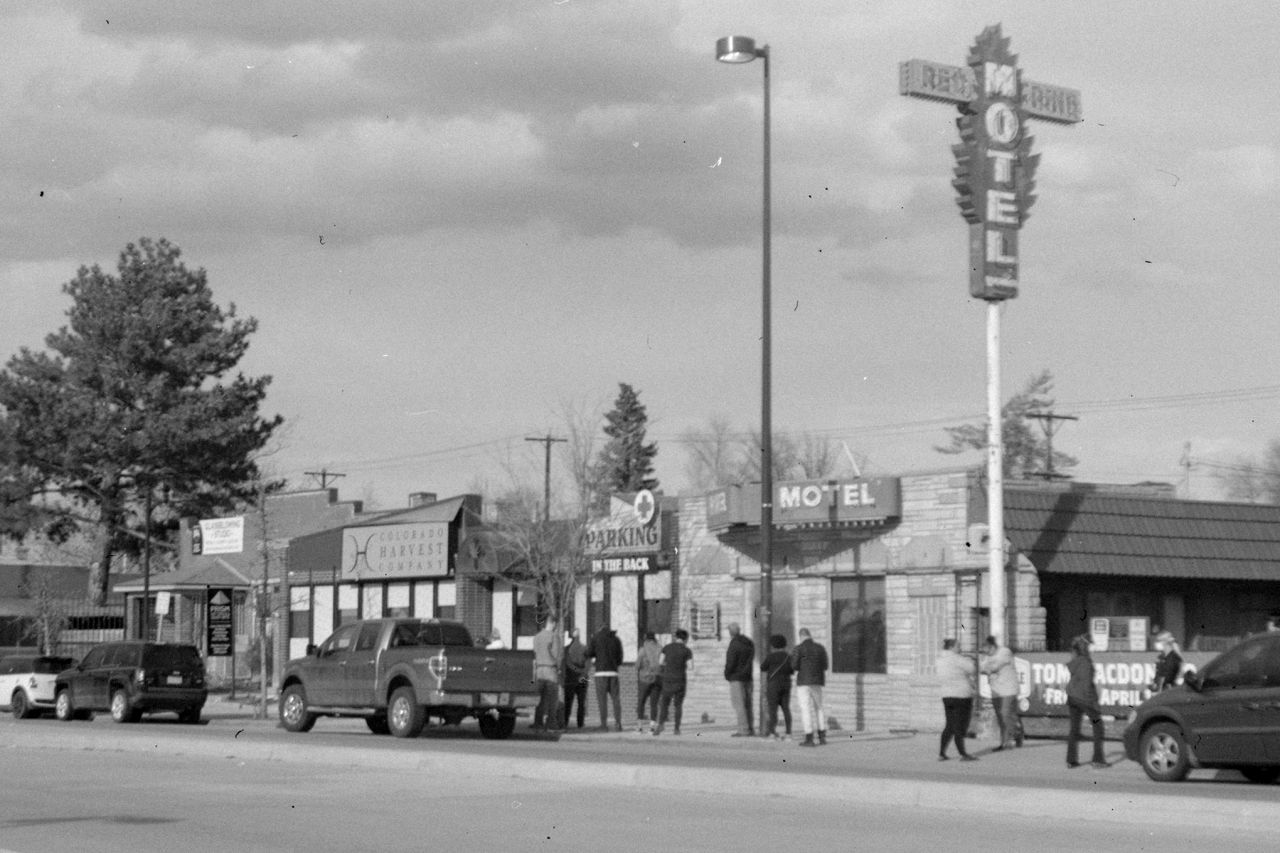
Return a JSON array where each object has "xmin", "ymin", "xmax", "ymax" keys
[
  {"xmin": 54, "ymin": 641, "xmax": 207, "ymax": 724},
  {"xmin": 1124, "ymin": 632, "xmax": 1280, "ymax": 783}
]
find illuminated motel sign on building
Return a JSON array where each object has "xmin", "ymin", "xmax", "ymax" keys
[{"xmin": 900, "ymin": 25, "xmax": 1081, "ymax": 300}]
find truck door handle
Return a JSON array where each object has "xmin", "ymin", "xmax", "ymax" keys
[
  {"xmin": 1242, "ymin": 702, "xmax": 1262, "ymax": 711},
  {"xmin": 483, "ymin": 657, "xmax": 496, "ymax": 664}
]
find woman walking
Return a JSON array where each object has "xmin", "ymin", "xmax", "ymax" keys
[
  {"xmin": 937, "ymin": 639, "xmax": 978, "ymax": 761},
  {"xmin": 1066, "ymin": 635, "xmax": 1107, "ymax": 769}
]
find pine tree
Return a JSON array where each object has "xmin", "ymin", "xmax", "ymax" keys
[
  {"xmin": 594, "ymin": 383, "xmax": 659, "ymax": 510},
  {"xmin": 0, "ymin": 238, "xmax": 283, "ymax": 603}
]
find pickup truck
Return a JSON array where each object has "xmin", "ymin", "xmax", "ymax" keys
[{"xmin": 278, "ymin": 618, "xmax": 539, "ymax": 739}]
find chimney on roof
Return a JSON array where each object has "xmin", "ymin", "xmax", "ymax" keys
[{"xmin": 408, "ymin": 492, "xmax": 437, "ymax": 508}]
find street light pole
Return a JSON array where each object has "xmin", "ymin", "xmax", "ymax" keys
[{"xmin": 716, "ymin": 35, "xmax": 773, "ymax": 653}]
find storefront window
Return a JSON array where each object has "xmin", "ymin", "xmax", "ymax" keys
[{"xmin": 831, "ymin": 578, "xmax": 886, "ymax": 674}]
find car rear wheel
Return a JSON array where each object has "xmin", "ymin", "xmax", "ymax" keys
[
  {"xmin": 11, "ymin": 689, "xmax": 34, "ymax": 720},
  {"xmin": 1241, "ymin": 767, "xmax": 1280, "ymax": 784},
  {"xmin": 178, "ymin": 706, "xmax": 203, "ymax": 724},
  {"xmin": 1139, "ymin": 722, "xmax": 1191, "ymax": 782},
  {"xmin": 279, "ymin": 684, "xmax": 317, "ymax": 733},
  {"xmin": 111, "ymin": 688, "xmax": 141, "ymax": 723},
  {"xmin": 387, "ymin": 686, "xmax": 426, "ymax": 738}
]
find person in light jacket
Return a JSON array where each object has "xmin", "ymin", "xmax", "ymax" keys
[
  {"xmin": 979, "ymin": 635, "xmax": 1023, "ymax": 750},
  {"xmin": 635, "ymin": 633, "xmax": 662, "ymax": 733},
  {"xmin": 937, "ymin": 639, "xmax": 978, "ymax": 761}
]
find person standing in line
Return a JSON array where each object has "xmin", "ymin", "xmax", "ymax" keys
[
  {"xmin": 790, "ymin": 627, "xmax": 829, "ymax": 747},
  {"xmin": 1066, "ymin": 635, "xmax": 1107, "ymax": 769},
  {"xmin": 531, "ymin": 620, "xmax": 561, "ymax": 732},
  {"xmin": 1149, "ymin": 630, "xmax": 1183, "ymax": 693},
  {"xmin": 635, "ymin": 632, "xmax": 662, "ymax": 733},
  {"xmin": 979, "ymin": 635, "xmax": 1024, "ymax": 750},
  {"xmin": 724, "ymin": 623, "xmax": 755, "ymax": 737},
  {"xmin": 655, "ymin": 629, "xmax": 692, "ymax": 736},
  {"xmin": 937, "ymin": 639, "xmax": 978, "ymax": 761},
  {"xmin": 760, "ymin": 634, "xmax": 793, "ymax": 741},
  {"xmin": 587, "ymin": 623, "xmax": 624, "ymax": 732},
  {"xmin": 562, "ymin": 628, "xmax": 588, "ymax": 729}
]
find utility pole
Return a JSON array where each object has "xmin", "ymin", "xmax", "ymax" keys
[
  {"xmin": 526, "ymin": 435, "xmax": 567, "ymax": 522},
  {"xmin": 305, "ymin": 468, "xmax": 345, "ymax": 489},
  {"xmin": 1026, "ymin": 411, "xmax": 1078, "ymax": 480}
]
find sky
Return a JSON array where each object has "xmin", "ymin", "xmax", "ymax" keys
[{"xmin": 2, "ymin": 1, "xmax": 1278, "ymax": 511}]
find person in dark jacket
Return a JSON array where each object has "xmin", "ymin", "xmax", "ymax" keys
[
  {"xmin": 724, "ymin": 623, "xmax": 755, "ymax": 736},
  {"xmin": 789, "ymin": 627, "xmax": 829, "ymax": 746},
  {"xmin": 1149, "ymin": 630, "xmax": 1183, "ymax": 693},
  {"xmin": 587, "ymin": 624, "xmax": 624, "ymax": 731},
  {"xmin": 562, "ymin": 628, "xmax": 588, "ymax": 729},
  {"xmin": 1066, "ymin": 635, "xmax": 1107, "ymax": 769},
  {"xmin": 760, "ymin": 634, "xmax": 793, "ymax": 740}
]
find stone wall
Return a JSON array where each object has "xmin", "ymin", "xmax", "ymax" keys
[{"xmin": 672, "ymin": 469, "xmax": 1030, "ymax": 734}]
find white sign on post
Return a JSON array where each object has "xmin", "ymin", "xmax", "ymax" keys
[{"xmin": 199, "ymin": 517, "xmax": 245, "ymax": 555}]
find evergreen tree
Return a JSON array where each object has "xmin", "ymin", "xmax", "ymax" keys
[
  {"xmin": 0, "ymin": 238, "xmax": 283, "ymax": 603},
  {"xmin": 935, "ymin": 369, "xmax": 1078, "ymax": 479},
  {"xmin": 594, "ymin": 383, "xmax": 658, "ymax": 509}
]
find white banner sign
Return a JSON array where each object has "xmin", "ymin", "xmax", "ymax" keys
[{"xmin": 199, "ymin": 516, "xmax": 245, "ymax": 555}]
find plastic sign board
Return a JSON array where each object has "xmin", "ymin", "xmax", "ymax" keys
[
  {"xmin": 342, "ymin": 522, "xmax": 450, "ymax": 580},
  {"xmin": 705, "ymin": 478, "xmax": 902, "ymax": 530},
  {"xmin": 198, "ymin": 516, "xmax": 245, "ymax": 555},
  {"xmin": 585, "ymin": 494, "xmax": 662, "ymax": 557},
  {"xmin": 206, "ymin": 588, "xmax": 234, "ymax": 657},
  {"xmin": 900, "ymin": 24, "xmax": 1081, "ymax": 301}
]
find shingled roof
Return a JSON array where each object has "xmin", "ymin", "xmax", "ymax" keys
[{"xmin": 1003, "ymin": 485, "xmax": 1280, "ymax": 580}]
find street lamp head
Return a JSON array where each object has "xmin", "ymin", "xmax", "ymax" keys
[{"xmin": 716, "ymin": 35, "xmax": 763, "ymax": 63}]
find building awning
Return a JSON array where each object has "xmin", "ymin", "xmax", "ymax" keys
[
  {"xmin": 1003, "ymin": 485, "xmax": 1280, "ymax": 581},
  {"xmin": 114, "ymin": 558, "xmax": 255, "ymax": 593}
]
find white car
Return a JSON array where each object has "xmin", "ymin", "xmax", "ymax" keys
[{"xmin": 0, "ymin": 654, "xmax": 76, "ymax": 719}]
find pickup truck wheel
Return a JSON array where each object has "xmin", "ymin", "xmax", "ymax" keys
[
  {"xmin": 387, "ymin": 686, "xmax": 426, "ymax": 738},
  {"xmin": 279, "ymin": 684, "xmax": 317, "ymax": 733},
  {"xmin": 366, "ymin": 715, "xmax": 391, "ymax": 735},
  {"xmin": 478, "ymin": 712, "xmax": 517, "ymax": 740},
  {"xmin": 111, "ymin": 688, "xmax": 141, "ymax": 723},
  {"xmin": 11, "ymin": 689, "xmax": 33, "ymax": 720}
]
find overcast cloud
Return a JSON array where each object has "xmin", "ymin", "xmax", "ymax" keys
[{"xmin": 2, "ymin": 1, "xmax": 1277, "ymax": 508}]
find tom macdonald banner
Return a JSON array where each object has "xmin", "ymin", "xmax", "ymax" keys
[{"xmin": 1007, "ymin": 651, "xmax": 1217, "ymax": 717}]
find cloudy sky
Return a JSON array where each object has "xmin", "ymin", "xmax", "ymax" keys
[{"xmin": 2, "ymin": 1, "xmax": 1277, "ymax": 510}]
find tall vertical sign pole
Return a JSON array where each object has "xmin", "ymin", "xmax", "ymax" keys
[{"xmin": 900, "ymin": 26, "xmax": 1081, "ymax": 643}]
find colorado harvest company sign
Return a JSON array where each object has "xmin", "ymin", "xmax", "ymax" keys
[{"xmin": 899, "ymin": 25, "xmax": 1081, "ymax": 300}]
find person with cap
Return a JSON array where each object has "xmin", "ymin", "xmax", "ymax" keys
[
  {"xmin": 1066, "ymin": 634, "xmax": 1107, "ymax": 769},
  {"xmin": 723, "ymin": 622, "xmax": 755, "ymax": 737},
  {"xmin": 1150, "ymin": 630, "xmax": 1184, "ymax": 693},
  {"xmin": 530, "ymin": 620, "xmax": 561, "ymax": 732},
  {"xmin": 979, "ymin": 634, "xmax": 1024, "ymax": 750}
]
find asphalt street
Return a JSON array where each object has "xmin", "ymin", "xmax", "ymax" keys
[{"xmin": 3, "ymin": 693, "xmax": 1278, "ymax": 834}]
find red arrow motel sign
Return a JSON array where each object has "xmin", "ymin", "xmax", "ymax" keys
[{"xmin": 900, "ymin": 25, "xmax": 1081, "ymax": 300}]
